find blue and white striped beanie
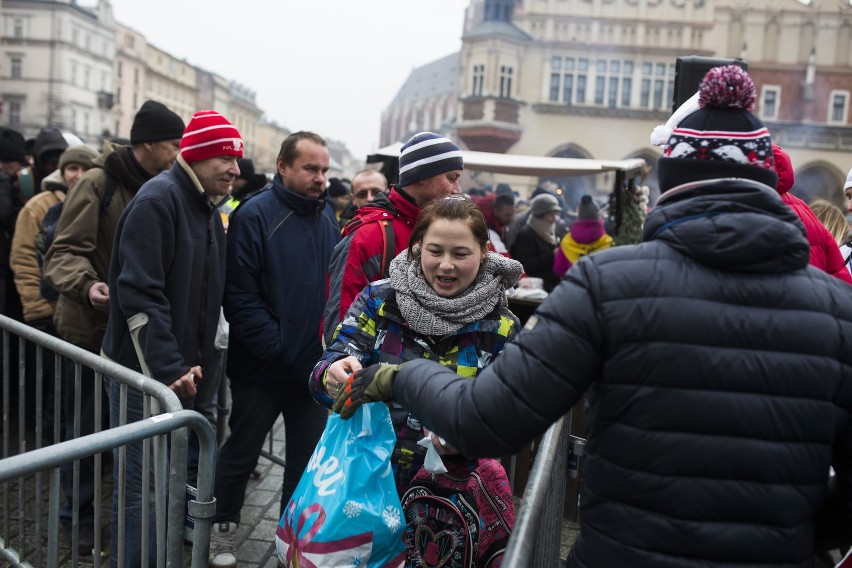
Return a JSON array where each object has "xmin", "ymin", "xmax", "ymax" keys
[{"xmin": 398, "ymin": 132, "xmax": 464, "ymax": 188}]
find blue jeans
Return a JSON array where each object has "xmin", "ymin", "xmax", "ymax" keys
[
  {"xmin": 106, "ymin": 378, "xmax": 158, "ymax": 568},
  {"xmin": 213, "ymin": 380, "xmax": 327, "ymax": 523}
]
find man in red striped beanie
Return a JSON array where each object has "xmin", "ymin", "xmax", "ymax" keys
[{"xmin": 101, "ymin": 109, "xmax": 242, "ymax": 567}]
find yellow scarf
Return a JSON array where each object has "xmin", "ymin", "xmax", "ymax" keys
[{"xmin": 560, "ymin": 233, "xmax": 613, "ymax": 264}]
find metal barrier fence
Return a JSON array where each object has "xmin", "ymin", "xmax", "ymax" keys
[
  {"xmin": 503, "ymin": 410, "xmax": 586, "ymax": 568},
  {"xmin": 0, "ymin": 314, "xmax": 217, "ymax": 567}
]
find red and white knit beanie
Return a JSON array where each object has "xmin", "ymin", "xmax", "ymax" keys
[{"xmin": 179, "ymin": 110, "xmax": 243, "ymax": 164}]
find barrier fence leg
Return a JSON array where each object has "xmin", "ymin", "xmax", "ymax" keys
[{"xmin": 532, "ymin": 417, "xmax": 570, "ymax": 568}]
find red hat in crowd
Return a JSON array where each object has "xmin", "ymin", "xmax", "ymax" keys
[{"xmin": 179, "ymin": 110, "xmax": 243, "ymax": 164}]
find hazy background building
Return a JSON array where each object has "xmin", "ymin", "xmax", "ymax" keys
[{"xmin": 380, "ymin": 0, "xmax": 852, "ymax": 208}]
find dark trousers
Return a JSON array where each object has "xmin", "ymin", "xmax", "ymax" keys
[
  {"xmin": 60, "ymin": 357, "xmax": 109, "ymax": 526},
  {"xmin": 213, "ymin": 380, "xmax": 327, "ymax": 523}
]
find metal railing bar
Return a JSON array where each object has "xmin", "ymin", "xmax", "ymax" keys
[{"xmin": 503, "ymin": 415, "xmax": 569, "ymax": 568}]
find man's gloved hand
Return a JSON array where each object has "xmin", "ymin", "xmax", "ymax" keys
[{"xmin": 332, "ymin": 363, "xmax": 401, "ymax": 419}]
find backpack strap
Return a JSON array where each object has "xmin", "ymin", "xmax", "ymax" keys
[
  {"xmin": 98, "ymin": 171, "xmax": 117, "ymax": 217},
  {"xmin": 380, "ymin": 219, "xmax": 395, "ymax": 278}
]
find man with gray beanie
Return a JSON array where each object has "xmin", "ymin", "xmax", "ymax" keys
[
  {"xmin": 42, "ymin": 99, "xmax": 185, "ymax": 556},
  {"xmin": 323, "ymin": 131, "xmax": 463, "ymax": 345}
]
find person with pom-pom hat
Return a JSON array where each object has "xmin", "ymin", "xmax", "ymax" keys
[{"xmin": 330, "ymin": 65, "xmax": 852, "ymax": 567}]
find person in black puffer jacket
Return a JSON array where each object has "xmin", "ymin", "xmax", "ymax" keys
[{"xmin": 333, "ymin": 66, "xmax": 852, "ymax": 567}]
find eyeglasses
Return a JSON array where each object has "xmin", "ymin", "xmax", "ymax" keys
[{"xmin": 353, "ymin": 188, "xmax": 385, "ymax": 200}]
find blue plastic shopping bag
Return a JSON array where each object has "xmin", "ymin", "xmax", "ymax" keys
[{"xmin": 275, "ymin": 402, "xmax": 406, "ymax": 568}]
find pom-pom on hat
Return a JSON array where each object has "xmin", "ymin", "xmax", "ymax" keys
[
  {"xmin": 130, "ymin": 100, "xmax": 186, "ymax": 144},
  {"xmin": 658, "ymin": 65, "xmax": 777, "ymax": 193},
  {"xmin": 179, "ymin": 110, "xmax": 243, "ymax": 164},
  {"xmin": 398, "ymin": 132, "xmax": 463, "ymax": 188},
  {"xmin": 577, "ymin": 195, "xmax": 600, "ymax": 220}
]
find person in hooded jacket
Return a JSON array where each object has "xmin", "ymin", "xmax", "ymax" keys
[
  {"xmin": 553, "ymin": 194, "xmax": 613, "ymax": 277},
  {"xmin": 9, "ymin": 145, "xmax": 97, "ymax": 442},
  {"xmin": 510, "ymin": 193, "xmax": 563, "ymax": 291},
  {"xmin": 771, "ymin": 144, "xmax": 852, "ymax": 284},
  {"xmin": 11, "ymin": 145, "xmax": 98, "ymax": 329},
  {"xmin": 332, "ymin": 66, "xmax": 852, "ymax": 568}
]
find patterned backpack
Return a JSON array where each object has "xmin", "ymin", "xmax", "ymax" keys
[{"xmin": 401, "ymin": 457, "xmax": 515, "ymax": 568}]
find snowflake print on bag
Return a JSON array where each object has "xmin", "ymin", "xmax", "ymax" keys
[
  {"xmin": 383, "ymin": 505, "xmax": 402, "ymax": 533},
  {"xmin": 343, "ymin": 500, "xmax": 363, "ymax": 518}
]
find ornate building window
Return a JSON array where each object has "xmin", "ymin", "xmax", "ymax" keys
[
  {"xmin": 829, "ymin": 91, "xmax": 849, "ymax": 124},
  {"xmin": 759, "ymin": 86, "xmax": 780, "ymax": 120},
  {"xmin": 10, "ymin": 57, "xmax": 22, "ymax": 79},
  {"xmin": 549, "ymin": 57, "xmax": 588, "ymax": 105},
  {"xmin": 549, "ymin": 56, "xmax": 561, "ymax": 102},
  {"xmin": 499, "ymin": 65, "xmax": 513, "ymax": 98},
  {"xmin": 472, "ymin": 64, "xmax": 485, "ymax": 97},
  {"xmin": 8, "ymin": 101, "xmax": 21, "ymax": 126},
  {"xmin": 639, "ymin": 61, "xmax": 674, "ymax": 110}
]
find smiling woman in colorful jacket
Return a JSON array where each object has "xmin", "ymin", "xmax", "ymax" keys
[{"xmin": 309, "ymin": 195, "xmax": 523, "ymax": 494}]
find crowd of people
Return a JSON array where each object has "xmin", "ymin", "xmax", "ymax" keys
[{"xmin": 3, "ymin": 62, "xmax": 852, "ymax": 568}]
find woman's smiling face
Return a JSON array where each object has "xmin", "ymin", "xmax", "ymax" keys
[{"xmin": 419, "ymin": 218, "xmax": 485, "ymax": 298}]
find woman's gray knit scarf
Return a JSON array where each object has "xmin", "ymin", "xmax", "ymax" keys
[{"xmin": 389, "ymin": 247, "xmax": 524, "ymax": 336}]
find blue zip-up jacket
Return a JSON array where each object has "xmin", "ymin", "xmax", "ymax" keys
[{"xmin": 224, "ymin": 175, "xmax": 340, "ymax": 386}]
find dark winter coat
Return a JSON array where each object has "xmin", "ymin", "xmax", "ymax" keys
[
  {"xmin": 225, "ymin": 175, "xmax": 339, "ymax": 386},
  {"xmin": 391, "ymin": 179, "xmax": 852, "ymax": 567},
  {"xmin": 509, "ymin": 224, "xmax": 560, "ymax": 291},
  {"xmin": 101, "ymin": 157, "xmax": 225, "ymax": 385}
]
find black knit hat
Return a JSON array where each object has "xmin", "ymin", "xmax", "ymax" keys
[
  {"xmin": 327, "ymin": 177, "xmax": 350, "ymax": 197},
  {"xmin": 658, "ymin": 65, "xmax": 777, "ymax": 194},
  {"xmin": 237, "ymin": 158, "xmax": 255, "ymax": 180},
  {"xmin": 0, "ymin": 128, "xmax": 27, "ymax": 162},
  {"xmin": 34, "ymin": 127, "xmax": 68, "ymax": 160},
  {"xmin": 130, "ymin": 100, "xmax": 186, "ymax": 144},
  {"xmin": 577, "ymin": 195, "xmax": 600, "ymax": 220}
]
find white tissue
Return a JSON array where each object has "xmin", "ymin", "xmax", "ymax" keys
[{"xmin": 418, "ymin": 435, "xmax": 448, "ymax": 474}]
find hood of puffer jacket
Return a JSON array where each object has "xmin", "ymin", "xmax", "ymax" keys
[
  {"xmin": 772, "ymin": 144, "xmax": 795, "ymax": 195},
  {"xmin": 644, "ymin": 178, "xmax": 810, "ymax": 273}
]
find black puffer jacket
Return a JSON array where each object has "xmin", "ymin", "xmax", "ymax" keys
[{"xmin": 392, "ymin": 179, "xmax": 852, "ymax": 567}]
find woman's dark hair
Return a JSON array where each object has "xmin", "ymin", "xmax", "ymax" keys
[{"xmin": 407, "ymin": 195, "xmax": 489, "ymax": 261}]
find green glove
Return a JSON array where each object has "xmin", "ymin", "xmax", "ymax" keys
[{"xmin": 332, "ymin": 363, "xmax": 401, "ymax": 419}]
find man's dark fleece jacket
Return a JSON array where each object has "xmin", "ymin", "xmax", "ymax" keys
[{"xmin": 102, "ymin": 158, "xmax": 225, "ymax": 384}]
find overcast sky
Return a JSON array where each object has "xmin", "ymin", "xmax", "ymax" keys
[{"xmin": 106, "ymin": 0, "xmax": 470, "ymax": 162}]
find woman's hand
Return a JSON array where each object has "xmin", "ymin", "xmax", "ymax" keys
[
  {"xmin": 325, "ymin": 356, "xmax": 363, "ymax": 398},
  {"xmin": 424, "ymin": 427, "xmax": 459, "ymax": 456}
]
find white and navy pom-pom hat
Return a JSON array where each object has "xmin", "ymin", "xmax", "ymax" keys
[
  {"xmin": 657, "ymin": 65, "xmax": 777, "ymax": 194},
  {"xmin": 398, "ymin": 132, "xmax": 464, "ymax": 188}
]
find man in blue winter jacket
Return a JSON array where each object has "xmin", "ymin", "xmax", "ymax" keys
[
  {"xmin": 209, "ymin": 131, "xmax": 340, "ymax": 568},
  {"xmin": 101, "ymin": 109, "xmax": 242, "ymax": 568}
]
